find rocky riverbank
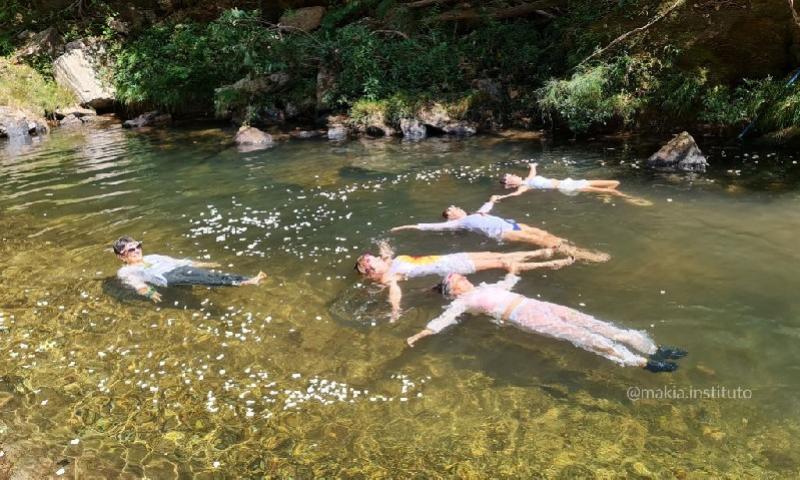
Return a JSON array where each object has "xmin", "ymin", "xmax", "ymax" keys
[{"xmin": 4, "ymin": 1, "xmax": 800, "ymax": 151}]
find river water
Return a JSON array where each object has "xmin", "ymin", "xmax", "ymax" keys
[{"xmin": 1, "ymin": 123, "xmax": 799, "ymax": 478}]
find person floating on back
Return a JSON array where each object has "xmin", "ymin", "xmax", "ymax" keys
[
  {"xmin": 390, "ymin": 198, "xmax": 610, "ymax": 263},
  {"xmin": 112, "ymin": 236, "xmax": 266, "ymax": 303},
  {"xmin": 496, "ymin": 161, "xmax": 651, "ymax": 205},
  {"xmin": 355, "ymin": 240, "xmax": 574, "ymax": 321},
  {"xmin": 406, "ymin": 268, "xmax": 687, "ymax": 373}
]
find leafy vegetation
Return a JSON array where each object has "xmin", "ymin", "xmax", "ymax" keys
[{"xmin": 0, "ymin": 58, "xmax": 75, "ymax": 116}]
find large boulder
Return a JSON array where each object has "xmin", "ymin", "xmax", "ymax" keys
[
  {"xmin": 122, "ymin": 111, "xmax": 171, "ymax": 129},
  {"xmin": 647, "ymin": 131, "xmax": 708, "ymax": 172},
  {"xmin": 16, "ymin": 27, "xmax": 62, "ymax": 59},
  {"xmin": 0, "ymin": 107, "xmax": 48, "ymax": 139},
  {"xmin": 400, "ymin": 118, "xmax": 426, "ymax": 141},
  {"xmin": 417, "ymin": 103, "xmax": 476, "ymax": 136},
  {"xmin": 326, "ymin": 116, "xmax": 350, "ymax": 141},
  {"xmin": 235, "ymin": 126, "xmax": 274, "ymax": 146},
  {"xmin": 279, "ymin": 7, "xmax": 327, "ymax": 32},
  {"xmin": 53, "ymin": 40, "xmax": 115, "ymax": 110}
]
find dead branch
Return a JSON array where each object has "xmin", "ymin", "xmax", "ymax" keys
[
  {"xmin": 790, "ymin": 0, "xmax": 800, "ymax": 29},
  {"xmin": 436, "ymin": 2, "xmax": 561, "ymax": 22},
  {"xmin": 574, "ymin": 0, "xmax": 686, "ymax": 69}
]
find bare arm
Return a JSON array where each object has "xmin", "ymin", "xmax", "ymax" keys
[
  {"xmin": 388, "ymin": 280, "xmax": 403, "ymax": 322},
  {"xmin": 526, "ymin": 162, "xmax": 539, "ymax": 179},
  {"xmin": 407, "ymin": 328, "xmax": 435, "ymax": 347},
  {"xmin": 491, "ymin": 186, "xmax": 529, "ymax": 202}
]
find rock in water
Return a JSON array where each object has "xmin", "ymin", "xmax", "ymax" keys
[
  {"xmin": 53, "ymin": 40, "xmax": 115, "ymax": 110},
  {"xmin": 235, "ymin": 126, "xmax": 274, "ymax": 146},
  {"xmin": 0, "ymin": 107, "xmax": 49, "ymax": 139},
  {"xmin": 417, "ymin": 103, "xmax": 477, "ymax": 137},
  {"xmin": 647, "ymin": 131, "xmax": 708, "ymax": 172},
  {"xmin": 326, "ymin": 115, "xmax": 349, "ymax": 141},
  {"xmin": 122, "ymin": 111, "xmax": 171, "ymax": 128},
  {"xmin": 400, "ymin": 118, "xmax": 426, "ymax": 141},
  {"xmin": 279, "ymin": 7, "xmax": 326, "ymax": 32}
]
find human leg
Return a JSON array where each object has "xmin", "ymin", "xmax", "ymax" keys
[
  {"xmin": 548, "ymin": 303, "xmax": 657, "ymax": 355},
  {"xmin": 516, "ymin": 257, "xmax": 575, "ymax": 271},
  {"xmin": 556, "ymin": 243, "xmax": 611, "ymax": 263},
  {"xmin": 587, "ymin": 180, "xmax": 620, "ymax": 189},
  {"xmin": 163, "ymin": 266, "xmax": 250, "ymax": 287},
  {"xmin": 469, "ymin": 249, "xmax": 555, "ymax": 271},
  {"xmin": 510, "ymin": 306, "xmax": 648, "ymax": 367},
  {"xmin": 502, "ymin": 225, "xmax": 564, "ymax": 249}
]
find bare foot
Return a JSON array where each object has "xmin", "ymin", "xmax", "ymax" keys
[{"xmin": 243, "ymin": 271, "xmax": 267, "ymax": 286}]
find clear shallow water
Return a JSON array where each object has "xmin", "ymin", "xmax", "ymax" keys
[{"xmin": 1, "ymin": 124, "xmax": 799, "ymax": 478}]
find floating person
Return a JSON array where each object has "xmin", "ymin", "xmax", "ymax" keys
[
  {"xmin": 390, "ymin": 199, "xmax": 610, "ymax": 263},
  {"xmin": 406, "ymin": 269, "xmax": 686, "ymax": 372},
  {"xmin": 496, "ymin": 162, "xmax": 651, "ymax": 205},
  {"xmin": 355, "ymin": 240, "xmax": 574, "ymax": 321},
  {"xmin": 112, "ymin": 236, "xmax": 266, "ymax": 303}
]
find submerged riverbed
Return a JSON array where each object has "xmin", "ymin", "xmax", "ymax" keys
[{"xmin": 1, "ymin": 124, "xmax": 799, "ymax": 478}]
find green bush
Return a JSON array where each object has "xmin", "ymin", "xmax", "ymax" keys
[
  {"xmin": 699, "ymin": 77, "xmax": 800, "ymax": 131},
  {"xmin": 322, "ymin": 24, "xmax": 463, "ymax": 106},
  {"xmin": 537, "ymin": 54, "xmax": 658, "ymax": 133},
  {"xmin": 113, "ymin": 9, "xmax": 283, "ymax": 111}
]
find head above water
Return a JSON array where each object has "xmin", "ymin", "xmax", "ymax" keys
[
  {"xmin": 501, "ymin": 173, "xmax": 524, "ymax": 188},
  {"xmin": 113, "ymin": 236, "xmax": 143, "ymax": 264},
  {"xmin": 442, "ymin": 205, "xmax": 467, "ymax": 220},
  {"xmin": 435, "ymin": 273, "xmax": 474, "ymax": 299},
  {"xmin": 354, "ymin": 253, "xmax": 389, "ymax": 280}
]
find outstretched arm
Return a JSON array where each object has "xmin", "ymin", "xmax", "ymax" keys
[
  {"xmin": 394, "ymin": 219, "xmax": 461, "ymax": 232},
  {"xmin": 407, "ymin": 328, "xmax": 435, "ymax": 347},
  {"xmin": 388, "ymin": 280, "xmax": 403, "ymax": 322},
  {"xmin": 407, "ymin": 301, "xmax": 468, "ymax": 347},
  {"xmin": 526, "ymin": 162, "xmax": 539, "ymax": 179},
  {"xmin": 491, "ymin": 186, "xmax": 529, "ymax": 203}
]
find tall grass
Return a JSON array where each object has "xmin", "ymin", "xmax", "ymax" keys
[{"xmin": 0, "ymin": 57, "xmax": 75, "ymax": 116}]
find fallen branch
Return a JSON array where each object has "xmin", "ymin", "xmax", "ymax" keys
[
  {"xmin": 790, "ymin": 0, "xmax": 800, "ymax": 29},
  {"xmin": 437, "ymin": 2, "xmax": 561, "ymax": 22},
  {"xmin": 574, "ymin": 0, "xmax": 686, "ymax": 69},
  {"xmin": 404, "ymin": 0, "xmax": 461, "ymax": 8}
]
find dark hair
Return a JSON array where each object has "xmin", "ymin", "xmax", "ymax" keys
[
  {"xmin": 432, "ymin": 281, "xmax": 446, "ymax": 295},
  {"xmin": 112, "ymin": 236, "xmax": 138, "ymax": 254},
  {"xmin": 441, "ymin": 209, "xmax": 449, "ymax": 219}
]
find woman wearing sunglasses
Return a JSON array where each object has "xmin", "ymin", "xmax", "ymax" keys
[{"xmin": 112, "ymin": 236, "xmax": 266, "ymax": 303}]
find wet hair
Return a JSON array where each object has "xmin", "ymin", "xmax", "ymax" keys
[
  {"xmin": 441, "ymin": 209, "xmax": 449, "ymax": 219},
  {"xmin": 354, "ymin": 253, "xmax": 371, "ymax": 275},
  {"xmin": 112, "ymin": 236, "xmax": 138, "ymax": 255}
]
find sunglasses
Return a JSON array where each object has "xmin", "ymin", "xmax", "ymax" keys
[{"xmin": 121, "ymin": 242, "xmax": 142, "ymax": 255}]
